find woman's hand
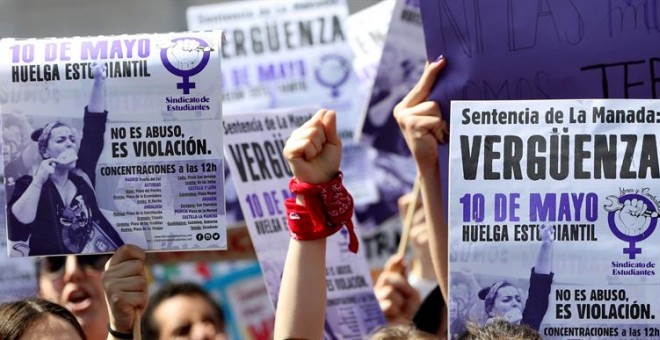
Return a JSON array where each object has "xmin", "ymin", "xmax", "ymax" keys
[
  {"xmin": 91, "ymin": 62, "xmax": 107, "ymax": 80},
  {"xmin": 283, "ymin": 109, "xmax": 341, "ymax": 184},
  {"xmin": 88, "ymin": 62, "xmax": 107, "ymax": 113},
  {"xmin": 540, "ymin": 224, "xmax": 555, "ymax": 244},
  {"xmin": 374, "ymin": 254, "xmax": 421, "ymax": 325},
  {"xmin": 102, "ymin": 245, "xmax": 148, "ymax": 336},
  {"xmin": 33, "ymin": 158, "xmax": 57, "ymax": 185},
  {"xmin": 393, "ymin": 58, "xmax": 447, "ymax": 172}
]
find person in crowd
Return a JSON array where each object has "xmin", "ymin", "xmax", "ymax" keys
[
  {"xmin": 392, "ymin": 56, "xmax": 450, "ymax": 338},
  {"xmin": 8, "ymin": 63, "xmax": 124, "ymax": 256},
  {"xmin": 393, "ymin": 55, "xmax": 555, "ymax": 336},
  {"xmin": 105, "ymin": 249, "xmax": 227, "ymax": 340},
  {"xmin": 372, "ymin": 56, "xmax": 454, "ymax": 337},
  {"xmin": 392, "ymin": 55, "xmax": 448, "ymax": 303},
  {"xmin": 457, "ymin": 319, "xmax": 541, "ymax": 340},
  {"xmin": 273, "ymin": 108, "xmax": 345, "ymax": 340},
  {"xmin": 397, "ymin": 193, "xmax": 438, "ymax": 301},
  {"xmin": 141, "ymin": 282, "xmax": 227, "ymax": 340},
  {"xmin": 374, "ymin": 193, "xmax": 438, "ymax": 327},
  {"xmin": 374, "ymin": 253, "xmax": 421, "ymax": 326},
  {"xmin": 273, "ymin": 108, "xmax": 438, "ymax": 339},
  {"xmin": 0, "ymin": 298, "xmax": 87, "ymax": 340},
  {"xmin": 37, "ymin": 254, "xmax": 112, "ymax": 340}
]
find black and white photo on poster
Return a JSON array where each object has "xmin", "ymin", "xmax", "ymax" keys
[{"xmin": 0, "ymin": 32, "xmax": 226, "ymax": 256}]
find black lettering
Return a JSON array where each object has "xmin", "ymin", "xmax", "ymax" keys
[
  {"xmin": 620, "ymin": 135, "xmax": 637, "ymax": 178},
  {"xmin": 460, "ymin": 135, "xmax": 481, "ymax": 180}
]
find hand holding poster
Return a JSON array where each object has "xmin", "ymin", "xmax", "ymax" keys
[
  {"xmin": 0, "ymin": 32, "xmax": 226, "ymax": 256},
  {"xmin": 449, "ymin": 99, "xmax": 660, "ymax": 339}
]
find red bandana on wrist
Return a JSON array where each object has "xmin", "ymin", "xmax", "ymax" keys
[{"xmin": 284, "ymin": 171, "xmax": 358, "ymax": 253}]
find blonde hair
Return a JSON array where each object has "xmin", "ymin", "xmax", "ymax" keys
[
  {"xmin": 369, "ymin": 324, "xmax": 436, "ymax": 340},
  {"xmin": 457, "ymin": 319, "xmax": 541, "ymax": 340}
]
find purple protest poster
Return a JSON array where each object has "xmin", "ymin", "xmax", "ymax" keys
[{"xmin": 420, "ymin": 0, "xmax": 660, "ymax": 122}]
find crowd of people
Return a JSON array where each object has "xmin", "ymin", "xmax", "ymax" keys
[{"xmin": 0, "ymin": 57, "xmax": 547, "ymax": 340}]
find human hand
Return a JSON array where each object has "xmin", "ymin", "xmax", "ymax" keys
[
  {"xmin": 393, "ymin": 58, "xmax": 447, "ymax": 171},
  {"xmin": 101, "ymin": 245, "xmax": 148, "ymax": 334},
  {"xmin": 615, "ymin": 199, "xmax": 651, "ymax": 235},
  {"xmin": 283, "ymin": 109, "xmax": 342, "ymax": 184},
  {"xmin": 374, "ymin": 254, "xmax": 421, "ymax": 325},
  {"xmin": 33, "ymin": 158, "xmax": 57, "ymax": 185},
  {"xmin": 91, "ymin": 62, "xmax": 106, "ymax": 80},
  {"xmin": 539, "ymin": 224, "xmax": 555, "ymax": 244}
]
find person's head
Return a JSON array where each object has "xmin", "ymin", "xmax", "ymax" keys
[
  {"xmin": 478, "ymin": 281, "xmax": 523, "ymax": 320},
  {"xmin": 37, "ymin": 255, "xmax": 111, "ymax": 340},
  {"xmin": 0, "ymin": 298, "xmax": 86, "ymax": 340},
  {"xmin": 142, "ymin": 282, "xmax": 226, "ymax": 340},
  {"xmin": 457, "ymin": 319, "xmax": 541, "ymax": 340},
  {"xmin": 368, "ymin": 324, "xmax": 435, "ymax": 340},
  {"xmin": 32, "ymin": 121, "xmax": 78, "ymax": 166}
]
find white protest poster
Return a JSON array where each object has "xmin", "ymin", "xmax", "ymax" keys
[
  {"xmin": 355, "ymin": 0, "xmax": 428, "ymax": 271},
  {"xmin": 449, "ymin": 99, "xmax": 660, "ymax": 339},
  {"xmin": 223, "ymin": 108, "xmax": 386, "ymax": 339},
  {"xmin": 0, "ymin": 32, "xmax": 226, "ymax": 256},
  {"xmin": 188, "ymin": 0, "xmax": 358, "ymax": 138},
  {"xmin": 187, "ymin": 0, "xmax": 378, "ymax": 222},
  {"xmin": 347, "ymin": 0, "xmax": 395, "ymax": 126}
]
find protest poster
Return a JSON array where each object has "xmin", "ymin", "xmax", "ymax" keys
[
  {"xmin": 187, "ymin": 0, "xmax": 359, "ymax": 138},
  {"xmin": 449, "ymin": 98, "xmax": 660, "ymax": 339},
  {"xmin": 150, "ymin": 260, "xmax": 273, "ymax": 340},
  {"xmin": 420, "ymin": 0, "xmax": 660, "ymax": 123},
  {"xmin": 187, "ymin": 0, "xmax": 379, "ymax": 225},
  {"xmin": 347, "ymin": 0, "xmax": 395, "ymax": 123},
  {"xmin": 355, "ymin": 0, "xmax": 428, "ymax": 270},
  {"xmin": 417, "ymin": 0, "xmax": 660, "ymax": 218},
  {"xmin": 0, "ymin": 32, "xmax": 226, "ymax": 256},
  {"xmin": 223, "ymin": 107, "xmax": 386, "ymax": 339},
  {"xmin": 145, "ymin": 225, "xmax": 256, "ymax": 265}
]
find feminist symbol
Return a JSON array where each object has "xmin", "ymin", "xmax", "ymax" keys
[
  {"xmin": 314, "ymin": 54, "xmax": 351, "ymax": 98},
  {"xmin": 160, "ymin": 37, "xmax": 213, "ymax": 94},
  {"xmin": 604, "ymin": 194, "xmax": 658, "ymax": 259}
]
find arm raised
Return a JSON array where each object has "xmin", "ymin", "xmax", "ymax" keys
[
  {"xmin": 393, "ymin": 57, "xmax": 449, "ymax": 306},
  {"xmin": 274, "ymin": 109, "xmax": 342, "ymax": 340}
]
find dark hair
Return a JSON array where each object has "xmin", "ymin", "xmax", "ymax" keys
[
  {"xmin": 142, "ymin": 282, "xmax": 225, "ymax": 339},
  {"xmin": 0, "ymin": 298, "xmax": 86, "ymax": 340},
  {"xmin": 368, "ymin": 324, "xmax": 436, "ymax": 340},
  {"xmin": 457, "ymin": 319, "xmax": 541, "ymax": 340}
]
